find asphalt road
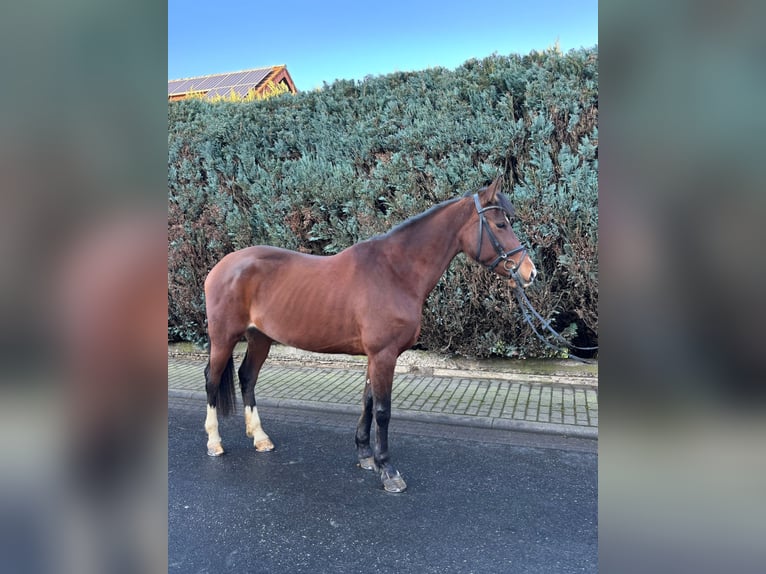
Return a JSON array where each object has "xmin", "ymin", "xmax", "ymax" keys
[{"xmin": 169, "ymin": 396, "xmax": 597, "ymax": 573}]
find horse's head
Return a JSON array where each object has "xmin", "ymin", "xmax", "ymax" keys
[{"xmin": 461, "ymin": 178, "xmax": 537, "ymax": 288}]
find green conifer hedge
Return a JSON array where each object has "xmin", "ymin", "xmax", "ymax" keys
[{"xmin": 168, "ymin": 46, "xmax": 598, "ymax": 358}]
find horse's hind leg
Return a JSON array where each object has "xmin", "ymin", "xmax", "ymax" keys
[
  {"xmin": 204, "ymin": 336, "xmax": 238, "ymax": 456},
  {"xmin": 239, "ymin": 328, "xmax": 274, "ymax": 452}
]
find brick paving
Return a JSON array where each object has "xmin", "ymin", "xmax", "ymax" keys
[{"xmin": 169, "ymin": 356, "xmax": 597, "ymax": 438}]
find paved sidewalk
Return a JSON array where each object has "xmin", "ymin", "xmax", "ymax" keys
[{"xmin": 169, "ymin": 351, "xmax": 598, "ymax": 439}]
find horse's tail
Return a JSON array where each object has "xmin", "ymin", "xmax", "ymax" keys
[{"xmin": 204, "ymin": 355, "xmax": 237, "ymax": 417}]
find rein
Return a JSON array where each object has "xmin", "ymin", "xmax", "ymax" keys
[
  {"xmin": 511, "ymin": 285, "xmax": 598, "ymax": 364},
  {"xmin": 472, "ymin": 193, "xmax": 598, "ymax": 364}
]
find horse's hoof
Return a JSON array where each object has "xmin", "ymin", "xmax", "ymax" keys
[
  {"xmin": 254, "ymin": 438, "xmax": 275, "ymax": 452},
  {"xmin": 207, "ymin": 443, "xmax": 224, "ymax": 457},
  {"xmin": 381, "ymin": 470, "xmax": 407, "ymax": 493},
  {"xmin": 358, "ymin": 456, "xmax": 376, "ymax": 471}
]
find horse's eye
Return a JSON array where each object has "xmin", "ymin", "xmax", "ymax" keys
[{"xmin": 496, "ymin": 222, "xmax": 506, "ymax": 229}]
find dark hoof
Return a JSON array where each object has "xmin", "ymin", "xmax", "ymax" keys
[
  {"xmin": 358, "ymin": 456, "xmax": 376, "ymax": 471},
  {"xmin": 380, "ymin": 469, "xmax": 407, "ymax": 493}
]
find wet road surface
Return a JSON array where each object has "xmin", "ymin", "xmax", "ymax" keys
[{"xmin": 169, "ymin": 396, "xmax": 597, "ymax": 573}]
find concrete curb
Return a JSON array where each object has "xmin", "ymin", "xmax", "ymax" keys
[
  {"xmin": 169, "ymin": 347, "xmax": 599, "ymax": 387},
  {"xmin": 169, "ymin": 389, "xmax": 598, "ymax": 440}
]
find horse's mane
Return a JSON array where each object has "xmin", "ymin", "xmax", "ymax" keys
[
  {"xmin": 382, "ymin": 196, "xmax": 463, "ymax": 237},
  {"xmin": 370, "ymin": 187, "xmax": 514, "ymax": 241}
]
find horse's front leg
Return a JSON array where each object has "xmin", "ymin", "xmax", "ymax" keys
[
  {"xmin": 355, "ymin": 375, "xmax": 375, "ymax": 470},
  {"xmin": 368, "ymin": 352, "xmax": 407, "ymax": 493}
]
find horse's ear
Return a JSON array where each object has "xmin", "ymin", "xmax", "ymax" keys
[{"xmin": 480, "ymin": 176, "xmax": 503, "ymax": 205}]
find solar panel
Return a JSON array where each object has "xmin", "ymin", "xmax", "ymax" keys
[
  {"xmin": 169, "ymin": 66, "xmax": 288, "ymax": 99},
  {"xmin": 168, "ymin": 79, "xmax": 197, "ymax": 95},
  {"xmin": 203, "ymin": 87, "xmax": 230, "ymax": 99},
  {"xmin": 232, "ymin": 85, "xmax": 256, "ymax": 98},
  {"xmin": 241, "ymin": 69, "xmax": 271, "ymax": 87},
  {"xmin": 217, "ymin": 71, "xmax": 247, "ymax": 88},
  {"xmin": 167, "ymin": 80, "xmax": 184, "ymax": 94},
  {"xmin": 194, "ymin": 74, "xmax": 227, "ymax": 91}
]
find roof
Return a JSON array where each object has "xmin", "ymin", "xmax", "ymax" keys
[{"xmin": 168, "ymin": 65, "xmax": 297, "ymax": 101}]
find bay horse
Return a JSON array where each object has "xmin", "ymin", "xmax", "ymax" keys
[{"xmin": 203, "ymin": 177, "xmax": 537, "ymax": 492}]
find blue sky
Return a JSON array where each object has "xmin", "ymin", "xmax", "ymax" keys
[{"xmin": 168, "ymin": 0, "xmax": 598, "ymax": 91}]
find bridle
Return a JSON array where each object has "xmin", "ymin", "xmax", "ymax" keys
[
  {"xmin": 472, "ymin": 193, "xmax": 599, "ymax": 363},
  {"xmin": 472, "ymin": 193, "xmax": 528, "ymax": 283}
]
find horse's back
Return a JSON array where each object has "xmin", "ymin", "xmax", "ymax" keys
[
  {"xmin": 206, "ymin": 245, "xmax": 316, "ymax": 291},
  {"xmin": 204, "ymin": 244, "xmax": 373, "ymax": 351}
]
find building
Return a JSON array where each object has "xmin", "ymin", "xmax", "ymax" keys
[{"xmin": 168, "ymin": 65, "xmax": 297, "ymax": 101}]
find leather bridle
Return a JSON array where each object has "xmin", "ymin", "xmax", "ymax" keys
[
  {"xmin": 472, "ymin": 194, "xmax": 599, "ymax": 362},
  {"xmin": 472, "ymin": 193, "xmax": 528, "ymax": 282}
]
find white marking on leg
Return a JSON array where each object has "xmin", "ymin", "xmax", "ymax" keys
[
  {"xmin": 244, "ymin": 406, "xmax": 253, "ymax": 437},
  {"xmin": 245, "ymin": 405, "xmax": 274, "ymax": 451},
  {"xmin": 205, "ymin": 405, "xmax": 224, "ymax": 456}
]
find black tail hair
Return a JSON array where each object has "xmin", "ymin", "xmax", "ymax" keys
[{"xmin": 204, "ymin": 356, "xmax": 237, "ymax": 417}]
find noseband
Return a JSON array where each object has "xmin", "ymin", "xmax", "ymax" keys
[{"xmin": 472, "ymin": 193, "xmax": 528, "ymax": 280}]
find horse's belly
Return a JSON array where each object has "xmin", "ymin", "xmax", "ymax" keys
[
  {"xmin": 252, "ymin": 294, "xmax": 365, "ymax": 356},
  {"xmin": 284, "ymin": 335, "xmax": 365, "ymax": 356},
  {"xmin": 262, "ymin": 322, "xmax": 365, "ymax": 355}
]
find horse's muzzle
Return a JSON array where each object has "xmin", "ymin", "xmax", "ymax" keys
[
  {"xmin": 525, "ymin": 267, "xmax": 538, "ymax": 287},
  {"xmin": 505, "ymin": 259, "xmax": 537, "ymax": 289}
]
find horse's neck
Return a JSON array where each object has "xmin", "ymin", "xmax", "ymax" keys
[{"xmin": 383, "ymin": 200, "xmax": 469, "ymax": 300}]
